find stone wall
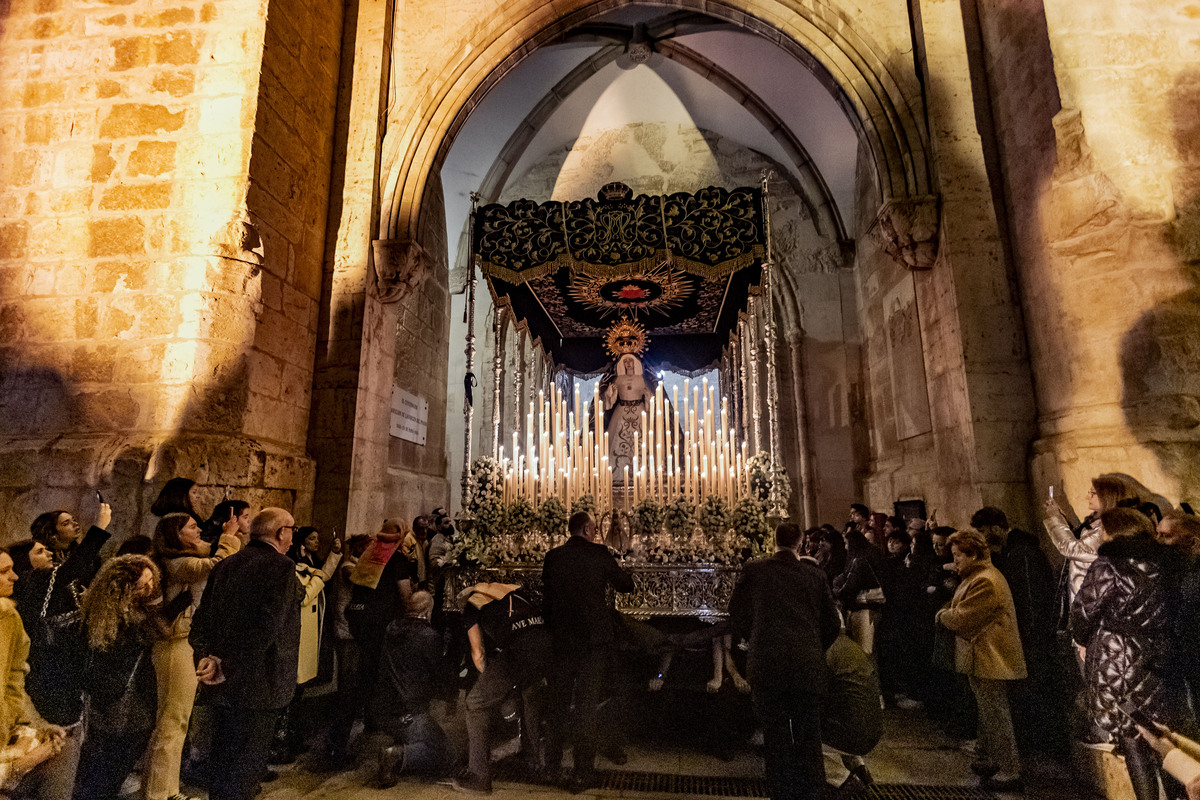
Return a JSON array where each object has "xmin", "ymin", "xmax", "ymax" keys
[
  {"xmin": 977, "ymin": 0, "xmax": 1200, "ymax": 513},
  {"xmin": 0, "ymin": 0, "xmax": 343, "ymax": 543}
]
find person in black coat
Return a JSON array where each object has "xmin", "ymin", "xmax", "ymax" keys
[
  {"xmin": 833, "ymin": 529, "xmax": 886, "ymax": 654},
  {"xmin": 372, "ymin": 591, "xmax": 450, "ymax": 787},
  {"xmin": 18, "ymin": 505, "xmax": 112, "ymax": 728},
  {"xmin": 1158, "ymin": 511, "xmax": 1200, "ymax": 730},
  {"xmin": 541, "ymin": 511, "xmax": 634, "ymax": 793},
  {"xmin": 730, "ymin": 523, "xmax": 841, "ymax": 800},
  {"xmin": 1073, "ymin": 507, "xmax": 1187, "ymax": 800},
  {"xmin": 190, "ymin": 508, "xmax": 304, "ymax": 800}
]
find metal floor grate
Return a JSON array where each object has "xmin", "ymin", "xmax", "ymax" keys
[
  {"xmin": 492, "ymin": 763, "xmax": 995, "ymax": 798},
  {"xmin": 864, "ymin": 787, "xmax": 996, "ymax": 800}
]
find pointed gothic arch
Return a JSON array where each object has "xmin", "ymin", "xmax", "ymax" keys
[{"xmin": 378, "ymin": 0, "xmax": 932, "ymax": 244}]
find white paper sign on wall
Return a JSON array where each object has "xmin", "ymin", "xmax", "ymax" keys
[{"xmin": 390, "ymin": 386, "xmax": 428, "ymax": 445}]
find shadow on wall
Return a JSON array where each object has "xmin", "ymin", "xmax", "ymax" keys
[
  {"xmin": 0, "ymin": 342, "xmax": 309, "ymax": 546},
  {"xmin": 1120, "ymin": 67, "xmax": 1200, "ymax": 501}
]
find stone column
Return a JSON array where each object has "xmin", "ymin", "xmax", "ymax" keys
[
  {"xmin": 995, "ymin": 0, "xmax": 1200, "ymax": 505},
  {"xmin": 0, "ymin": 0, "xmax": 344, "ymax": 540},
  {"xmin": 307, "ymin": 0, "xmax": 400, "ymax": 538},
  {"xmin": 901, "ymin": 0, "xmax": 1039, "ymax": 520}
]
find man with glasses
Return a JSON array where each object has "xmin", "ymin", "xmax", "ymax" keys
[{"xmin": 191, "ymin": 507, "xmax": 305, "ymax": 800}]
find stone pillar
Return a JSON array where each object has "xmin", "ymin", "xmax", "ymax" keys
[
  {"xmin": 903, "ymin": 0, "xmax": 1039, "ymax": 521},
  {"xmin": 307, "ymin": 0, "xmax": 397, "ymax": 538},
  {"xmin": 992, "ymin": 0, "xmax": 1200, "ymax": 507}
]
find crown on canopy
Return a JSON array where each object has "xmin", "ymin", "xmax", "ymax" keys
[{"xmin": 604, "ymin": 317, "xmax": 649, "ymax": 360}]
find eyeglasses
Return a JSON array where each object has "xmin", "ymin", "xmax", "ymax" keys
[{"xmin": 278, "ymin": 525, "xmax": 300, "ymax": 534}]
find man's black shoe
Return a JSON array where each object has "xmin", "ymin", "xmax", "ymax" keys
[
  {"xmin": 849, "ymin": 764, "xmax": 874, "ymax": 786},
  {"xmin": 565, "ymin": 771, "xmax": 595, "ymax": 794},
  {"xmin": 603, "ymin": 746, "xmax": 628, "ymax": 766},
  {"xmin": 981, "ymin": 775, "xmax": 1024, "ymax": 793},
  {"xmin": 378, "ymin": 745, "xmax": 403, "ymax": 788},
  {"xmin": 450, "ymin": 771, "xmax": 492, "ymax": 794},
  {"xmin": 836, "ymin": 773, "xmax": 868, "ymax": 797},
  {"xmin": 970, "ymin": 759, "xmax": 998, "ymax": 777},
  {"xmin": 267, "ymin": 747, "xmax": 296, "ymax": 765}
]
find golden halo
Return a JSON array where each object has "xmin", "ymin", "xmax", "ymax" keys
[{"xmin": 604, "ymin": 317, "xmax": 649, "ymax": 359}]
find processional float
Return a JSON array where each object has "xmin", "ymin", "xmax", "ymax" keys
[{"xmin": 452, "ymin": 175, "xmax": 788, "ymax": 617}]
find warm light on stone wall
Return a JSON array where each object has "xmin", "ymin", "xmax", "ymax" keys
[{"xmin": 0, "ymin": 0, "xmax": 341, "ymax": 541}]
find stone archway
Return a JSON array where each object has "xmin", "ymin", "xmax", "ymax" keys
[
  {"xmin": 365, "ymin": 0, "xmax": 1038, "ymax": 529},
  {"xmin": 378, "ymin": 0, "xmax": 933, "ymax": 247}
]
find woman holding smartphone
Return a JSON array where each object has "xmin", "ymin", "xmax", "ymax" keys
[{"xmin": 143, "ymin": 512, "xmax": 241, "ymax": 800}]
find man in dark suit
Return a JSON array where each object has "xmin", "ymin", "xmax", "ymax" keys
[
  {"xmin": 541, "ymin": 511, "xmax": 634, "ymax": 793},
  {"xmin": 191, "ymin": 507, "xmax": 305, "ymax": 800},
  {"xmin": 730, "ymin": 522, "xmax": 841, "ymax": 800}
]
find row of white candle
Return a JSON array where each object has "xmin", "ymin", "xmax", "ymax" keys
[
  {"xmin": 500, "ymin": 383, "xmax": 613, "ymax": 510},
  {"xmin": 496, "ymin": 377, "xmax": 757, "ymax": 513},
  {"xmin": 622, "ymin": 376, "xmax": 752, "ymax": 511}
]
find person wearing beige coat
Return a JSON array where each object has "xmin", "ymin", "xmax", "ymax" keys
[
  {"xmin": 295, "ymin": 542, "xmax": 342, "ymax": 685},
  {"xmin": 936, "ymin": 530, "xmax": 1026, "ymax": 792},
  {"xmin": 145, "ymin": 513, "xmax": 242, "ymax": 800}
]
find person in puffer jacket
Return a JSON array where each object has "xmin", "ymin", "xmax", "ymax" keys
[{"xmin": 1072, "ymin": 507, "xmax": 1187, "ymax": 800}]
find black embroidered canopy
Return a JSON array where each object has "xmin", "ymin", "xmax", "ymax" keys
[{"xmin": 473, "ymin": 185, "xmax": 765, "ymax": 373}]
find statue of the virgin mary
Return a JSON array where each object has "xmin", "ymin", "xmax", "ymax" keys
[{"xmin": 596, "ymin": 318, "xmax": 661, "ymax": 482}]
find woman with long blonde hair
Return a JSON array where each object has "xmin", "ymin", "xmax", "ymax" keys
[{"xmin": 74, "ymin": 555, "xmax": 172, "ymax": 800}]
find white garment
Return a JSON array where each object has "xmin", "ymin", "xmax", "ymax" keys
[{"xmin": 1042, "ymin": 516, "xmax": 1102, "ymax": 601}]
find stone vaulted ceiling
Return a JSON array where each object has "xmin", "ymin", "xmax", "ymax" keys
[{"xmin": 440, "ymin": 2, "xmax": 860, "ymax": 369}]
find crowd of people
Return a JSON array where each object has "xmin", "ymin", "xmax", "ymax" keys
[
  {"xmin": 1, "ymin": 470, "xmax": 1199, "ymax": 800},
  {"xmin": 783, "ymin": 476, "xmax": 1200, "ymax": 800}
]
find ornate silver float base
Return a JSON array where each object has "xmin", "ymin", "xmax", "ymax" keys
[{"xmin": 446, "ymin": 563, "xmax": 740, "ymax": 619}]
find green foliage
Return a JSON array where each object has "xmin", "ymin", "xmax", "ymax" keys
[
  {"xmin": 504, "ymin": 497, "xmax": 537, "ymax": 538},
  {"xmin": 631, "ymin": 498, "xmax": 664, "ymax": 538},
  {"xmin": 732, "ymin": 496, "xmax": 772, "ymax": 556},
  {"xmin": 698, "ymin": 495, "xmax": 732, "ymax": 539},
  {"xmin": 663, "ymin": 497, "xmax": 697, "ymax": 535},
  {"xmin": 572, "ymin": 494, "xmax": 597, "ymax": 520},
  {"xmin": 537, "ymin": 496, "xmax": 568, "ymax": 546}
]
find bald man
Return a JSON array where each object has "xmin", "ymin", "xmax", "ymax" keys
[{"xmin": 191, "ymin": 507, "xmax": 304, "ymax": 800}]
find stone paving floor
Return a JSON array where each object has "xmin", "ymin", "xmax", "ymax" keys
[{"xmin": 248, "ymin": 706, "xmax": 1104, "ymax": 800}]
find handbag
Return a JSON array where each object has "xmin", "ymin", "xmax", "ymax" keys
[
  {"xmin": 37, "ymin": 566, "xmax": 82, "ymax": 649},
  {"xmin": 85, "ymin": 648, "xmax": 155, "ymax": 735},
  {"xmin": 853, "ymin": 559, "xmax": 886, "ymax": 607},
  {"xmin": 932, "ymin": 621, "xmax": 957, "ymax": 671}
]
